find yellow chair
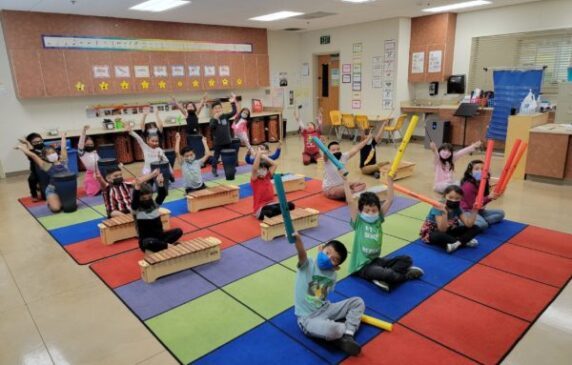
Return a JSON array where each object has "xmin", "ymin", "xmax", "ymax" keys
[
  {"xmin": 341, "ymin": 113, "xmax": 359, "ymax": 142},
  {"xmin": 329, "ymin": 110, "xmax": 343, "ymax": 139},
  {"xmin": 384, "ymin": 114, "xmax": 407, "ymax": 147},
  {"xmin": 354, "ymin": 115, "xmax": 370, "ymax": 131}
]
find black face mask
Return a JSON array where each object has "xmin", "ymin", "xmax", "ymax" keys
[
  {"xmin": 84, "ymin": 145, "xmax": 95, "ymax": 152},
  {"xmin": 112, "ymin": 177, "xmax": 124, "ymax": 186},
  {"xmin": 139, "ymin": 200, "xmax": 154, "ymax": 209},
  {"xmin": 333, "ymin": 152, "xmax": 343, "ymax": 160},
  {"xmin": 446, "ymin": 200, "xmax": 460, "ymax": 209},
  {"xmin": 32, "ymin": 142, "xmax": 44, "ymax": 151}
]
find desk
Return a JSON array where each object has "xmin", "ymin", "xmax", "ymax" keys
[{"xmin": 526, "ymin": 123, "xmax": 572, "ymax": 181}]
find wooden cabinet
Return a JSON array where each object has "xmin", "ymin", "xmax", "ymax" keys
[
  {"xmin": 408, "ymin": 13, "xmax": 456, "ymax": 83},
  {"xmin": 506, "ymin": 113, "xmax": 548, "ymax": 180}
]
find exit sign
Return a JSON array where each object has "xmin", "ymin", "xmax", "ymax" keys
[{"xmin": 320, "ymin": 35, "xmax": 331, "ymax": 45}]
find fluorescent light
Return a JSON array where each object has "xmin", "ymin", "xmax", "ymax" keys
[
  {"xmin": 250, "ymin": 11, "xmax": 304, "ymax": 22},
  {"xmin": 341, "ymin": 0, "xmax": 377, "ymax": 3},
  {"xmin": 130, "ymin": 0, "xmax": 190, "ymax": 12},
  {"xmin": 422, "ymin": 0, "xmax": 492, "ymax": 13}
]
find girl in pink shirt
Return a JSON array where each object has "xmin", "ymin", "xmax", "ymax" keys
[
  {"xmin": 232, "ymin": 107, "xmax": 252, "ymax": 150},
  {"xmin": 430, "ymin": 141, "xmax": 481, "ymax": 193}
]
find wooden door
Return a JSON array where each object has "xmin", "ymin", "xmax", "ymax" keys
[{"xmin": 317, "ymin": 55, "xmax": 340, "ymax": 129}]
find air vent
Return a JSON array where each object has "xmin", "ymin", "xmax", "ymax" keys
[
  {"xmin": 294, "ymin": 12, "xmax": 337, "ymax": 20},
  {"xmin": 283, "ymin": 28, "xmax": 304, "ymax": 31}
]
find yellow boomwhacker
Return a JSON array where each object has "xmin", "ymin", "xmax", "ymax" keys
[
  {"xmin": 388, "ymin": 115, "xmax": 419, "ymax": 178},
  {"xmin": 361, "ymin": 314, "xmax": 393, "ymax": 332}
]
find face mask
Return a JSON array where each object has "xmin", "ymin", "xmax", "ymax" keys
[
  {"xmin": 257, "ymin": 168, "xmax": 268, "ymax": 177},
  {"xmin": 439, "ymin": 150, "xmax": 452, "ymax": 159},
  {"xmin": 317, "ymin": 251, "xmax": 334, "ymax": 271},
  {"xmin": 84, "ymin": 145, "xmax": 95, "ymax": 152},
  {"xmin": 147, "ymin": 128, "xmax": 158, "ymax": 135},
  {"xmin": 32, "ymin": 142, "xmax": 44, "ymax": 151},
  {"xmin": 46, "ymin": 153, "xmax": 58, "ymax": 163},
  {"xmin": 112, "ymin": 177, "xmax": 124, "ymax": 186},
  {"xmin": 185, "ymin": 157, "xmax": 195, "ymax": 164},
  {"xmin": 139, "ymin": 200, "xmax": 154, "ymax": 210},
  {"xmin": 241, "ymin": 112, "xmax": 249, "ymax": 119},
  {"xmin": 360, "ymin": 212, "xmax": 379, "ymax": 223},
  {"xmin": 333, "ymin": 152, "xmax": 343, "ymax": 160},
  {"xmin": 446, "ymin": 200, "xmax": 460, "ymax": 209},
  {"xmin": 472, "ymin": 171, "xmax": 482, "ymax": 181}
]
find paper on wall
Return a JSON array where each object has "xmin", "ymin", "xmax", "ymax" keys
[
  {"xmin": 219, "ymin": 65, "xmax": 230, "ymax": 77},
  {"xmin": 114, "ymin": 65, "xmax": 130, "ymax": 78},
  {"xmin": 171, "ymin": 65, "xmax": 185, "ymax": 77},
  {"xmin": 153, "ymin": 66, "xmax": 168, "ymax": 77},
  {"xmin": 411, "ymin": 52, "xmax": 425, "ymax": 74},
  {"xmin": 204, "ymin": 65, "xmax": 216, "ymax": 77},
  {"xmin": 134, "ymin": 65, "xmax": 150, "ymax": 78},
  {"xmin": 428, "ymin": 50, "xmax": 442, "ymax": 73},
  {"xmin": 93, "ymin": 65, "xmax": 110, "ymax": 78},
  {"xmin": 188, "ymin": 65, "xmax": 201, "ymax": 76}
]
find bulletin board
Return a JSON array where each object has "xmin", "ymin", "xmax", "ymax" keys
[{"xmin": 1, "ymin": 11, "xmax": 270, "ymax": 99}]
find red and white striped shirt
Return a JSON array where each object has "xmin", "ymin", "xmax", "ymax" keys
[{"xmin": 103, "ymin": 183, "xmax": 132, "ymax": 217}]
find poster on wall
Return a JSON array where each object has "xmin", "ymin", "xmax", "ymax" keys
[
  {"xmin": 114, "ymin": 65, "xmax": 130, "ymax": 78},
  {"xmin": 352, "ymin": 100, "xmax": 361, "ymax": 109},
  {"xmin": 411, "ymin": 52, "xmax": 425, "ymax": 74},
  {"xmin": 342, "ymin": 64, "xmax": 351, "ymax": 74},
  {"xmin": 153, "ymin": 66, "xmax": 168, "ymax": 77},
  {"xmin": 188, "ymin": 65, "xmax": 200, "ymax": 77},
  {"xmin": 93, "ymin": 65, "xmax": 110, "ymax": 78},
  {"xmin": 352, "ymin": 42, "xmax": 363, "ymax": 55},
  {"xmin": 171, "ymin": 65, "xmax": 185, "ymax": 77},
  {"xmin": 219, "ymin": 65, "xmax": 230, "ymax": 77},
  {"xmin": 331, "ymin": 68, "xmax": 340, "ymax": 87},
  {"xmin": 342, "ymin": 74, "xmax": 351, "ymax": 83},
  {"xmin": 372, "ymin": 78, "xmax": 383, "ymax": 88},
  {"xmin": 204, "ymin": 66, "xmax": 216, "ymax": 77},
  {"xmin": 352, "ymin": 81, "xmax": 361, "ymax": 92},
  {"xmin": 428, "ymin": 50, "xmax": 443, "ymax": 73},
  {"xmin": 134, "ymin": 65, "xmax": 150, "ymax": 78},
  {"xmin": 301, "ymin": 63, "xmax": 310, "ymax": 77},
  {"xmin": 279, "ymin": 72, "xmax": 288, "ymax": 87}
]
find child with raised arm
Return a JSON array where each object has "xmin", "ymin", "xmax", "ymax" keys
[
  {"xmin": 175, "ymin": 132, "xmax": 211, "ymax": 193},
  {"xmin": 430, "ymin": 141, "xmax": 481, "ymax": 193},
  {"xmin": 359, "ymin": 121, "xmax": 388, "ymax": 179},
  {"xmin": 78, "ymin": 125, "xmax": 100, "ymax": 196},
  {"xmin": 231, "ymin": 105, "xmax": 252, "ymax": 150},
  {"xmin": 209, "ymin": 93, "xmax": 238, "ymax": 176},
  {"xmin": 127, "ymin": 122, "xmax": 171, "ymax": 182},
  {"xmin": 296, "ymin": 106, "xmax": 323, "ymax": 165},
  {"xmin": 20, "ymin": 132, "xmax": 45, "ymax": 201},
  {"xmin": 140, "ymin": 109, "xmax": 164, "ymax": 141},
  {"xmin": 244, "ymin": 142, "xmax": 281, "ymax": 165},
  {"xmin": 132, "ymin": 172, "xmax": 183, "ymax": 252},
  {"xmin": 172, "ymin": 94, "xmax": 207, "ymax": 135},
  {"xmin": 294, "ymin": 233, "xmax": 365, "ymax": 356},
  {"xmin": 323, "ymin": 140, "xmax": 368, "ymax": 200},
  {"xmin": 343, "ymin": 174, "xmax": 423, "ymax": 291}
]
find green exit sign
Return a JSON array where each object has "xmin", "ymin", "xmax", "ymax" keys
[{"xmin": 320, "ymin": 35, "xmax": 330, "ymax": 45}]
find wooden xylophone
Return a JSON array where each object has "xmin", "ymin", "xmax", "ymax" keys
[
  {"xmin": 352, "ymin": 184, "xmax": 388, "ymax": 201},
  {"xmin": 379, "ymin": 161, "xmax": 416, "ymax": 182},
  {"xmin": 186, "ymin": 185, "xmax": 239, "ymax": 212},
  {"xmin": 98, "ymin": 208, "xmax": 171, "ymax": 245},
  {"xmin": 260, "ymin": 208, "xmax": 320, "ymax": 241},
  {"xmin": 139, "ymin": 236, "xmax": 221, "ymax": 283},
  {"xmin": 273, "ymin": 174, "xmax": 306, "ymax": 194}
]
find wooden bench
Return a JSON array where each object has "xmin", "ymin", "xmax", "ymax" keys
[
  {"xmin": 186, "ymin": 185, "xmax": 239, "ymax": 212},
  {"xmin": 98, "ymin": 208, "xmax": 171, "ymax": 245}
]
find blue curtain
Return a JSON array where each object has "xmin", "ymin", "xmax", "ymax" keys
[{"xmin": 487, "ymin": 69, "xmax": 544, "ymax": 141}]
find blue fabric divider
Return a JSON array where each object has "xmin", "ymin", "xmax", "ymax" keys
[
  {"xmin": 162, "ymin": 199, "xmax": 190, "ymax": 217},
  {"xmin": 487, "ymin": 69, "xmax": 544, "ymax": 140},
  {"xmin": 334, "ymin": 276, "xmax": 437, "ymax": 321},
  {"xmin": 194, "ymin": 322, "xmax": 330, "ymax": 365},
  {"xmin": 268, "ymin": 292, "xmax": 385, "ymax": 364},
  {"xmin": 388, "ymin": 242, "xmax": 474, "ymax": 287},
  {"xmin": 49, "ymin": 218, "xmax": 105, "ymax": 246}
]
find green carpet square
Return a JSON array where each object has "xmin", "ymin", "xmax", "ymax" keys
[
  {"xmin": 397, "ymin": 202, "xmax": 432, "ymax": 221},
  {"xmin": 38, "ymin": 208, "xmax": 103, "ymax": 230},
  {"xmin": 382, "ymin": 214, "xmax": 423, "ymax": 242},
  {"xmin": 212, "ymin": 172, "xmax": 252, "ymax": 186},
  {"xmin": 163, "ymin": 188, "xmax": 187, "ymax": 203}
]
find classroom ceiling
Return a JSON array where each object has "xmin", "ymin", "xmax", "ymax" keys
[{"xmin": 0, "ymin": 0, "xmax": 544, "ymax": 31}]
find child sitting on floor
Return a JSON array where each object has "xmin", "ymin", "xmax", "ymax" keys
[
  {"xmin": 132, "ymin": 171, "xmax": 182, "ymax": 252},
  {"xmin": 294, "ymin": 233, "xmax": 364, "ymax": 356},
  {"xmin": 127, "ymin": 122, "xmax": 172, "ymax": 184},
  {"xmin": 323, "ymin": 140, "xmax": 368, "ymax": 201},
  {"xmin": 359, "ymin": 121, "xmax": 388, "ymax": 179},
  {"xmin": 430, "ymin": 141, "xmax": 481, "ymax": 193},
  {"xmin": 296, "ymin": 106, "xmax": 323, "ymax": 165},
  {"xmin": 420, "ymin": 185, "xmax": 481, "ymax": 253},
  {"xmin": 251, "ymin": 150, "xmax": 294, "ymax": 220},
  {"xmin": 460, "ymin": 160, "xmax": 505, "ymax": 230},
  {"xmin": 245, "ymin": 142, "xmax": 281, "ymax": 165},
  {"xmin": 78, "ymin": 125, "xmax": 100, "ymax": 196},
  {"xmin": 175, "ymin": 132, "xmax": 211, "ymax": 194},
  {"xmin": 95, "ymin": 166, "xmax": 135, "ymax": 218},
  {"xmin": 343, "ymin": 174, "xmax": 423, "ymax": 291}
]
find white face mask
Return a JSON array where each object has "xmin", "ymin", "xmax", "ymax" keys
[
  {"xmin": 360, "ymin": 212, "xmax": 379, "ymax": 223},
  {"xmin": 147, "ymin": 128, "xmax": 158, "ymax": 135},
  {"xmin": 257, "ymin": 168, "xmax": 268, "ymax": 177},
  {"xmin": 184, "ymin": 157, "xmax": 195, "ymax": 164},
  {"xmin": 241, "ymin": 112, "xmax": 249, "ymax": 119},
  {"xmin": 46, "ymin": 153, "xmax": 59, "ymax": 163}
]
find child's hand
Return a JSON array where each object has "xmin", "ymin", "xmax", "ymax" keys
[
  {"xmin": 152, "ymin": 169, "xmax": 161, "ymax": 177},
  {"xmin": 156, "ymin": 173, "xmax": 164, "ymax": 186},
  {"xmin": 202, "ymin": 94, "xmax": 208, "ymax": 103},
  {"xmin": 490, "ymin": 191, "xmax": 499, "ymax": 200},
  {"xmin": 83, "ymin": 125, "xmax": 90, "ymax": 131},
  {"xmin": 175, "ymin": 132, "xmax": 181, "ymax": 142},
  {"xmin": 430, "ymin": 142, "xmax": 436, "ymax": 150},
  {"xmin": 338, "ymin": 169, "xmax": 348, "ymax": 180},
  {"xmin": 15, "ymin": 143, "xmax": 27, "ymax": 151},
  {"xmin": 230, "ymin": 93, "xmax": 237, "ymax": 103},
  {"xmin": 125, "ymin": 123, "xmax": 133, "ymax": 132},
  {"xmin": 385, "ymin": 175, "xmax": 393, "ymax": 187},
  {"xmin": 472, "ymin": 140, "xmax": 482, "ymax": 149},
  {"xmin": 438, "ymin": 203, "xmax": 447, "ymax": 213},
  {"xmin": 60, "ymin": 131, "xmax": 67, "ymax": 138},
  {"xmin": 202, "ymin": 136, "xmax": 207, "ymax": 143}
]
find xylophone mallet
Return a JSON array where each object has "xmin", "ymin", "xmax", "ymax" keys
[
  {"xmin": 273, "ymin": 173, "xmax": 295, "ymax": 244},
  {"xmin": 388, "ymin": 115, "xmax": 419, "ymax": 178}
]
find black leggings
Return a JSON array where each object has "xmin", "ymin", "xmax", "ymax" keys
[
  {"xmin": 28, "ymin": 171, "xmax": 42, "ymax": 199},
  {"xmin": 185, "ymin": 183, "xmax": 207, "ymax": 194},
  {"xmin": 258, "ymin": 202, "xmax": 295, "ymax": 220},
  {"xmin": 212, "ymin": 143, "xmax": 232, "ymax": 168},
  {"xmin": 357, "ymin": 255, "xmax": 412, "ymax": 288},
  {"xmin": 428, "ymin": 226, "xmax": 481, "ymax": 249},
  {"xmin": 139, "ymin": 228, "xmax": 183, "ymax": 252}
]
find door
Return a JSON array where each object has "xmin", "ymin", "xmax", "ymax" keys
[{"xmin": 316, "ymin": 54, "xmax": 340, "ymax": 131}]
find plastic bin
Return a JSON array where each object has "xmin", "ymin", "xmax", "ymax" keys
[{"xmin": 52, "ymin": 172, "xmax": 78, "ymax": 213}]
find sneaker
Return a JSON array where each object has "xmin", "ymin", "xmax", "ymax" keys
[
  {"xmin": 406, "ymin": 266, "xmax": 424, "ymax": 280},
  {"xmin": 334, "ymin": 335, "xmax": 361, "ymax": 356},
  {"xmin": 372, "ymin": 280, "xmax": 390, "ymax": 292},
  {"xmin": 466, "ymin": 238, "xmax": 479, "ymax": 248},
  {"xmin": 447, "ymin": 241, "xmax": 462, "ymax": 253},
  {"xmin": 373, "ymin": 171, "xmax": 381, "ymax": 179}
]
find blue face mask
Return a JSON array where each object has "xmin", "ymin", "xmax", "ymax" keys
[
  {"xmin": 472, "ymin": 171, "xmax": 482, "ymax": 181},
  {"xmin": 316, "ymin": 251, "xmax": 334, "ymax": 271},
  {"xmin": 360, "ymin": 212, "xmax": 379, "ymax": 223}
]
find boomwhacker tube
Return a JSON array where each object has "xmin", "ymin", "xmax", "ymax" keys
[
  {"xmin": 361, "ymin": 315, "xmax": 393, "ymax": 332},
  {"xmin": 311, "ymin": 136, "xmax": 348, "ymax": 176},
  {"xmin": 475, "ymin": 140, "xmax": 494, "ymax": 210},
  {"xmin": 494, "ymin": 139, "xmax": 522, "ymax": 195},
  {"xmin": 388, "ymin": 115, "xmax": 419, "ymax": 177},
  {"xmin": 273, "ymin": 173, "xmax": 296, "ymax": 244},
  {"xmin": 393, "ymin": 184, "xmax": 442, "ymax": 208},
  {"xmin": 499, "ymin": 142, "xmax": 528, "ymax": 195}
]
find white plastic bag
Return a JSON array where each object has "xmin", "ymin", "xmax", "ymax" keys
[{"xmin": 519, "ymin": 89, "xmax": 538, "ymax": 115}]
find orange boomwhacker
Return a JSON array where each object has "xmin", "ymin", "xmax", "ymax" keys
[
  {"xmin": 498, "ymin": 142, "xmax": 528, "ymax": 195},
  {"xmin": 494, "ymin": 139, "xmax": 522, "ymax": 195},
  {"xmin": 475, "ymin": 140, "xmax": 494, "ymax": 210},
  {"xmin": 393, "ymin": 184, "xmax": 442, "ymax": 208}
]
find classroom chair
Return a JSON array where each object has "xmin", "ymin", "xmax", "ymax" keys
[
  {"xmin": 329, "ymin": 110, "xmax": 343, "ymax": 139},
  {"xmin": 384, "ymin": 114, "xmax": 407, "ymax": 147},
  {"xmin": 354, "ymin": 115, "xmax": 371, "ymax": 131},
  {"xmin": 341, "ymin": 113, "xmax": 359, "ymax": 143}
]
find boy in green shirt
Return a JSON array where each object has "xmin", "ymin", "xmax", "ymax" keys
[{"xmin": 343, "ymin": 174, "xmax": 424, "ymax": 291}]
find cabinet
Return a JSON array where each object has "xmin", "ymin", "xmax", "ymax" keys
[
  {"xmin": 556, "ymin": 83, "xmax": 572, "ymax": 123},
  {"xmin": 408, "ymin": 13, "xmax": 456, "ymax": 83},
  {"xmin": 506, "ymin": 113, "xmax": 549, "ymax": 180}
]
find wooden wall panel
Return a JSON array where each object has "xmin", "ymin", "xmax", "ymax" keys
[
  {"xmin": 243, "ymin": 54, "xmax": 258, "ymax": 89},
  {"xmin": 130, "ymin": 53, "xmax": 152, "ymax": 94},
  {"xmin": 217, "ymin": 54, "xmax": 233, "ymax": 90},
  {"xmin": 39, "ymin": 50, "xmax": 70, "ymax": 97},
  {"xmin": 256, "ymin": 55, "xmax": 270, "ymax": 88},
  {"xmin": 229, "ymin": 54, "xmax": 245, "ymax": 89},
  {"xmin": 111, "ymin": 52, "xmax": 136, "ymax": 95},
  {"xmin": 201, "ymin": 53, "xmax": 219, "ymax": 90},
  {"xmin": 64, "ymin": 51, "xmax": 95, "ymax": 96},
  {"xmin": 149, "ymin": 53, "xmax": 172, "ymax": 92},
  {"xmin": 185, "ymin": 53, "xmax": 203, "ymax": 93},
  {"xmin": 167, "ymin": 53, "xmax": 188, "ymax": 92},
  {"xmin": 9, "ymin": 49, "xmax": 45, "ymax": 98}
]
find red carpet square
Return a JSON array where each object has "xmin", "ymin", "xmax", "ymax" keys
[
  {"xmin": 64, "ymin": 236, "xmax": 139, "ymax": 265},
  {"xmin": 446, "ymin": 264, "xmax": 559, "ymax": 322},
  {"xmin": 178, "ymin": 207, "xmax": 241, "ymax": 229},
  {"xmin": 509, "ymin": 226, "xmax": 572, "ymax": 259},
  {"xmin": 295, "ymin": 194, "xmax": 346, "ymax": 213},
  {"xmin": 18, "ymin": 196, "xmax": 46, "ymax": 208},
  {"xmin": 225, "ymin": 197, "xmax": 254, "ymax": 215},
  {"xmin": 181, "ymin": 228, "xmax": 237, "ymax": 250},
  {"xmin": 400, "ymin": 291, "xmax": 528, "ymax": 365},
  {"xmin": 90, "ymin": 250, "xmax": 145, "ymax": 289},
  {"xmin": 210, "ymin": 216, "xmax": 261, "ymax": 243},
  {"xmin": 342, "ymin": 324, "xmax": 477, "ymax": 365},
  {"xmin": 480, "ymin": 243, "xmax": 572, "ymax": 288},
  {"xmin": 169, "ymin": 217, "xmax": 199, "ymax": 234},
  {"xmin": 287, "ymin": 179, "xmax": 323, "ymax": 201}
]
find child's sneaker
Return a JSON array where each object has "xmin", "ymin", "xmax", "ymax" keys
[
  {"xmin": 406, "ymin": 266, "xmax": 424, "ymax": 280},
  {"xmin": 373, "ymin": 171, "xmax": 381, "ymax": 179},
  {"xmin": 372, "ymin": 280, "xmax": 390, "ymax": 292},
  {"xmin": 466, "ymin": 238, "xmax": 479, "ymax": 248},
  {"xmin": 334, "ymin": 335, "xmax": 361, "ymax": 356},
  {"xmin": 447, "ymin": 241, "xmax": 462, "ymax": 253}
]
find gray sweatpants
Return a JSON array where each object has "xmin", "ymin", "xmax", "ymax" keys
[{"xmin": 297, "ymin": 297, "xmax": 365, "ymax": 341}]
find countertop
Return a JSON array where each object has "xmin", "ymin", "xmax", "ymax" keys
[
  {"xmin": 400, "ymin": 103, "xmax": 493, "ymax": 111},
  {"xmin": 530, "ymin": 123, "xmax": 572, "ymax": 135}
]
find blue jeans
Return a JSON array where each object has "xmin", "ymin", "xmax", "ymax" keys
[{"xmin": 471, "ymin": 209, "xmax": 505, "ymax": 230}]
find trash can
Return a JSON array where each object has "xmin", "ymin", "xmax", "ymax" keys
[
  {"xmin": 53, "ymin": 172, "xmax": 78, "ymax": 213},
  {"xmin": 424, "ymin": 119, "xmax": 451, "ymax": 149},
  {"xmin": 164, "ymin": 149, "xmax": 176, "ymax": 168},
  {"xmin": 221, "ymin": 149, "xmax": 237, "ymax": 180},
  {"xmin": 97, "ymin": 158, "xmax": 118, "ymax": 177},
  {"xmin": 267, "ymin": 116, "xmax": 279, "ymax": 142},
  {"xmin": 186, "ymin": 134, "xmax": 205, "ymax": 160},
  {"xmin": 98, "ymin": 144, "xmax": 117, "ymax": 160}
]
